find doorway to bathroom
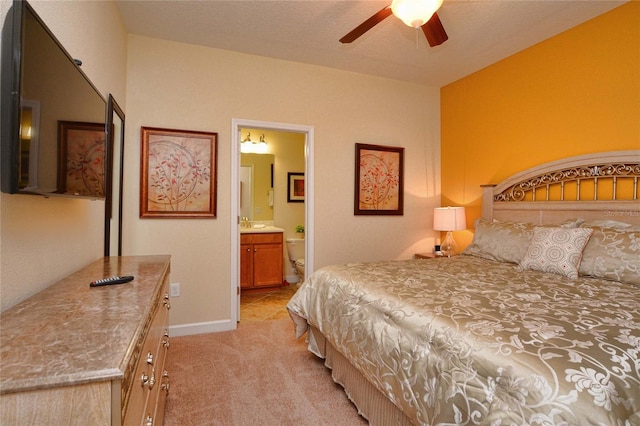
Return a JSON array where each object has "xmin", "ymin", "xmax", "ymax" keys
[{"xmin": 230, "ymin": 118, "xmax": 314, "ymax": 324}]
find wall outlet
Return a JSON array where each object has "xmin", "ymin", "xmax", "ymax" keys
[{"xmin": 170, "ymin": 282, "xmax": 180, "ymax": 297}]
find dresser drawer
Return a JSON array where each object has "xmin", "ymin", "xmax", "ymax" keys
[
  {"xmin": 143, "ymin": 288, "xmax": 171, "ymax": 426},
  {"xmin": 150, "ymin": 334, "xmax": 170, "ymax": 425},
  {"xmin": 123, "ymin": 283, "xmax": 171, "ymax": 425}
]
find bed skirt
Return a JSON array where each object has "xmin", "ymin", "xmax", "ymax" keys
[{"xmin": 309, "ymin": 325, "xmax": 415, "ymax": 426}]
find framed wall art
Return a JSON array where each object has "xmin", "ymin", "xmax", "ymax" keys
[
  {"xmin": 58, "ymin": 121, "xmax": 106, "ymax": 197},
  {"xmin": 140, "ymin": 126, "xmax": 218, "ymax": 218},
  {"xmin": 354, "ymin": 143, "xmax": 404, "ymax": 215},
  {"xmin": 287, "ymin": 172, "xmax": 305, "ymax": 202}
]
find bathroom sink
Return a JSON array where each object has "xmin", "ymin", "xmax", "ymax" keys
[{"xmin": 240, "ymin": 226, "xmax": 284, "ymax": 234}]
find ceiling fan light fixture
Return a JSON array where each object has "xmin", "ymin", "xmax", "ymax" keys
[{"xmin": 391, "ymin": 0, "xmax": 444, "ymax": 28}]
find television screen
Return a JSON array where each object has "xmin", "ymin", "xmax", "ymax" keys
[{"xmin": 1, "ymin": 0, "xmax": 106, "ymax": 198}]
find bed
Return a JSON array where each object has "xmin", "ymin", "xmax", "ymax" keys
[{"xmin": 287, "ymin": 150, "xmax": 640, "ymax": 425}]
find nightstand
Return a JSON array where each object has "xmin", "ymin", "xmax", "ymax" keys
[{"xmin": 414, "ymin": 253, "xmax": 437, "ymax": 259}]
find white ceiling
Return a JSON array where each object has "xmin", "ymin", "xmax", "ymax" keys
[{"xmin": 116, "ymin": 0, "xmax": 627, "ymax": 87}]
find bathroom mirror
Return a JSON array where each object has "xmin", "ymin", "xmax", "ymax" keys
[
  {"xmin": 240, "ymin": 153, "xmax": 274, "ymax": 221},
  {"xmin": 104, "ymin": 95, "xmax": 125, "ymax": 256}
]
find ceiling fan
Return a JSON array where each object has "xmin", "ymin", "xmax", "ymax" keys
[{"xmin": 340, "ymin": 0, "xmax": 448, "ymax": 48}]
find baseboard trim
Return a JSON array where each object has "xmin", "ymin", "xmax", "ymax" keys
[{"xmin": 169, "ymin": 319, "xmax": 235, "ymax": 337}]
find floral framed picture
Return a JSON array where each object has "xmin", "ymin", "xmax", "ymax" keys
[
  {"xmin": 58, "ymin": 121, "xmax": 106, "ymax": 197},
  {"xmin": 140, "ymin": 127, "xmax": 217, "ymax": 218},
  {"xmin": 287, "ymin": 172, "xmax": 305, "ymax": 202},
  {"xmin": 354, "ymin": 143, "xmax": 404, "ymax": 215}
]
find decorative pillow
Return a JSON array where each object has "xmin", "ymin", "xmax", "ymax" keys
[
  {"xmin": 519, "ymin": 227, "xmax": 593, "ymax": 279},
  {"xmin": 463, "ymin": 218, "xmax": 583, "ymax": 264},
  {"xmin": 578, "ymin": 226, "xmax": 640, "ymax": 285},
  {"xmin": 582, "ymin": 220, "xmax": 640, "ymax": 232}
]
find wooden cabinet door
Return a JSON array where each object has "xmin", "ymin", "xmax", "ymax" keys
[
  {"xmin": 240, "ymin": 243, "xmax": 253, "ymax": 289},
  {"xmin": 253, "ymin": 243, "xmax": 283, "ymax": 287}
]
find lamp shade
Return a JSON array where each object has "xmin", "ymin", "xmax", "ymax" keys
[
  {"xmin": 391, "ymin": 0, "xmax": 444, "ymax": 28},
  {"xmin": 433, "ymin": 206, "xmax": 466, "ymax": 231}
]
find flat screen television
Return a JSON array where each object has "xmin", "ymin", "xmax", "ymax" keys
[{"xmin": 1, "ymin": 0, "xmax": 107, "ymax": 199}]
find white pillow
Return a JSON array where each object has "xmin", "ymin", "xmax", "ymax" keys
[{"xmin": 520, "ymin": 227, "xmax": 593, "ymax": 279}]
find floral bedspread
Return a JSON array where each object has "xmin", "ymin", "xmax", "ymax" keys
[{"xmin": 286, "ymin": 255, "xmax": 640, "ymax": 425}]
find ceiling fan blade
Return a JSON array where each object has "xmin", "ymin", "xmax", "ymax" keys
[
  {"xmin": 421, "ymin": 12, "xmax": 448, "ymax": 47},
  {"xmin": 339, "ymin": 6, "xmax": 393, "ymax": 44}
]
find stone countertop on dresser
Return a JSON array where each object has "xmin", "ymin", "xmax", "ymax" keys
[{"xmin": 0, "ymin": 255, "xmax": 170, "ymax": 395}]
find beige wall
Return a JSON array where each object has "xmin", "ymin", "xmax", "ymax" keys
[
  {"xmin": 124, "ymin": 35, "xmax": 441, "ymax": 328},
  {"xmin": 0, "ymin": 1, "xmax": 128, "ymax": 311}
]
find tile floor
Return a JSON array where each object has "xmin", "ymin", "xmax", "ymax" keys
[{"xmin": 239, "ymin": 284, "xmax": 298, "ymax": 322}]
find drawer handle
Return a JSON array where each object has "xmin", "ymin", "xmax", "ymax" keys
[
  {"xmin": 163, "ymin": 293, "xmax": 171, "ymax": 310},
  {"xmin": 161, "ymin": 370, "xmax": 170, "ymax": 393},
  {"xmin": 163, "ymin": 337, "xmax": 170, "ymax": 349},
  {"xmin": 146, "ymin": 352, "xmax": 154, "ymax": 365},
  {"xmin": 144, "ymin": 415, "xmax": 153, "ymax": 426},
  {"xmin": 141, "ymin": 371, "xmax": 156, "ymax": 389}
]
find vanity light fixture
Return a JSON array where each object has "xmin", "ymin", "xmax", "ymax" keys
[
  {"xmin": 240, "ymin": 132, "xmax": 268, "ymax": 154},
  {"xmin": 391, "ymin": 0, "xmax": 444, "ymax": 28},
  {"xmin": 433, "ymin": 206, "xmax": 466, "ymax": 257}
]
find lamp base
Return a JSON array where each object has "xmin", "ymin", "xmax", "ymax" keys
[{"xmin": 441, "ymin": 231, "xmax": 458, "ymax": 257}]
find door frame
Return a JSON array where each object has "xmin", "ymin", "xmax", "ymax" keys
[{"xmin": 230, "ymin": 118, "xmax": 315, "ymax": 325}]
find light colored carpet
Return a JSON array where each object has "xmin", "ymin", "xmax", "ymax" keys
[{"xmin": 164, "ymin": 318, "xmax": 367, "ymax": 425}]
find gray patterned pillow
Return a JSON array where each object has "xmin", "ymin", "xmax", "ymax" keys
[
  {"xmin": 578, "ymin": 226, "xmax": 640, "ymax": 285},
  {"xmin": 582, "ymin": 220, "xmax": 640, "ymax": 231},
  {"xmin": 463, "ymin": 219, "xmax": 583, "ymax": 264},
  {"xmin": 520, "ymin": 227, "xmax": 593, "ymax": 279}
]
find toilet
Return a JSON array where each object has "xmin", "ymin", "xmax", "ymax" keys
[{"xmin": 285, "ymin": 238, "xmax": 305, "ymax": 283}]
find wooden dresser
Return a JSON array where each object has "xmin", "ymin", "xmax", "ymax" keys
[{"xmin": 0, "ymin": 255, "xmax": 171, "ymax": 425}]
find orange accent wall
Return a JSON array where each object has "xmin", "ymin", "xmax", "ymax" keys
[{"xmin": 441, "ymin": 2, "xmax": 640, "ymax": 248}]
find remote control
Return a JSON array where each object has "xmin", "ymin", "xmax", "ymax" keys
[{"xmin": 90, "ymin": 275, "xmax": 134, "ymax": 287}]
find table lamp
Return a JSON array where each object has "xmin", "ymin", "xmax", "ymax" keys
[{"xmin": 433, "ymin": 206, "xmax": 466, "ymax": 257}]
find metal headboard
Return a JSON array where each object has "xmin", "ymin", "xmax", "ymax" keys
[{"xmin": 482, "ymin": 150, "xmax": 640, "ymax": 225}]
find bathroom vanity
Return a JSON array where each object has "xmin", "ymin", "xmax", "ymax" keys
[
  {"xmin": 0, "ymin": 255, "xmax": 171, "ymax": 425},
  {"xmin": 240, "ymin": 228, "xmax": 284, "ymax": 292}
]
